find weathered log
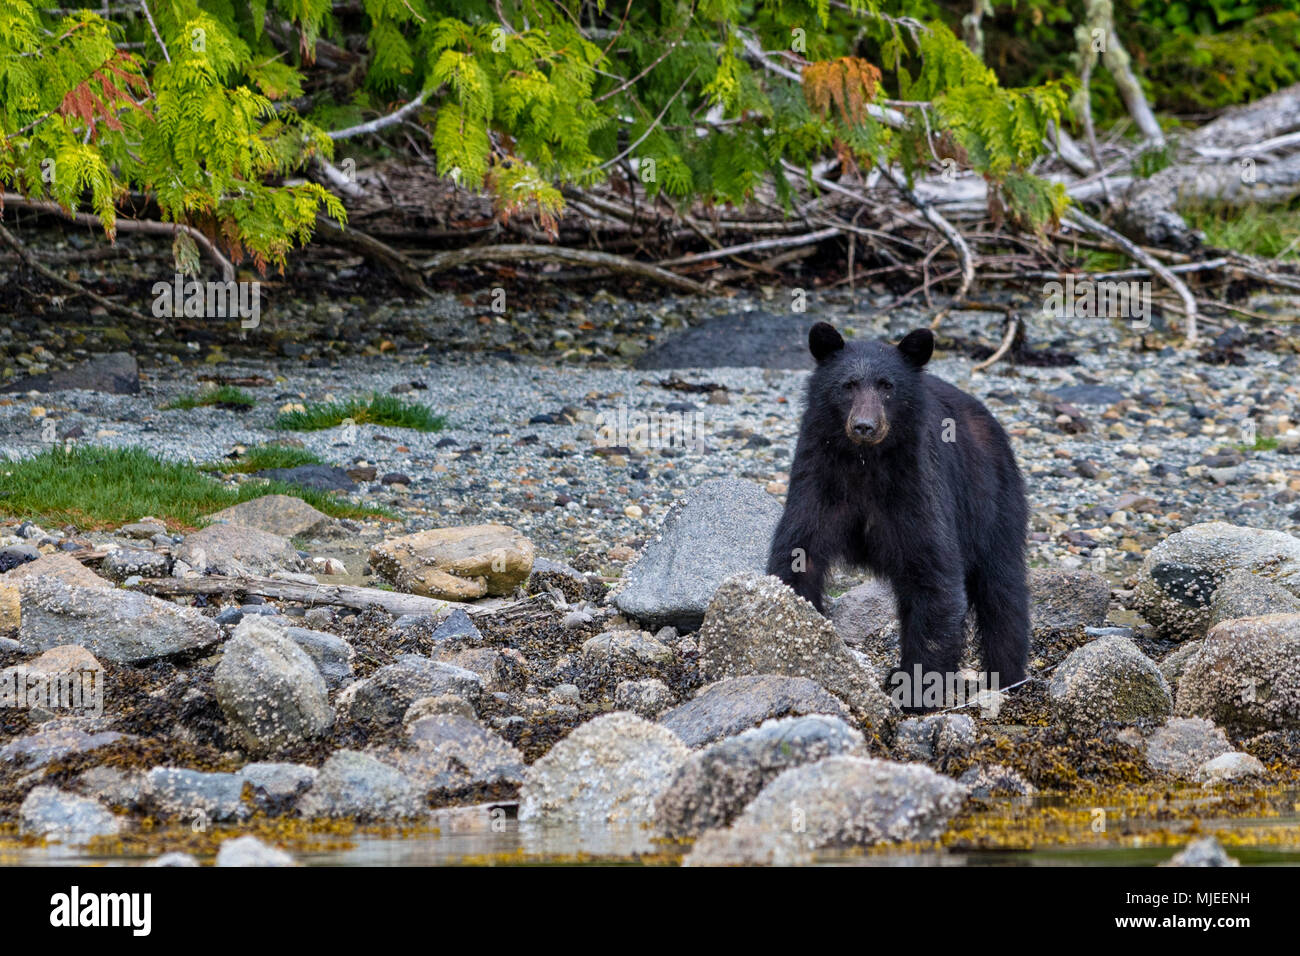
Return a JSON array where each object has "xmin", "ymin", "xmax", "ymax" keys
[{"xmin": 134, "ymin": 575, "xmax": 487, "ymax": 618}]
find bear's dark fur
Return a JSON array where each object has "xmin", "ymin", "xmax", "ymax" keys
[{"xmin": 767, "ymin": 322, "xmax": 1029, "ymax": 696}]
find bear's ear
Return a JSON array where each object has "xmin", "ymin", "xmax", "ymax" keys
[
  {"xmin": 809, "ymin": 322, "xmax": 845, "ymax": 363},
  {"xmin": 897, "ymin": 329, "xmax": 934, "ymax": 368}
]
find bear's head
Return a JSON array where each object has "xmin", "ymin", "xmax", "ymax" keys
[{"xmin": 806, "ymin": 322, "xmax": 932, "ymax": 447}]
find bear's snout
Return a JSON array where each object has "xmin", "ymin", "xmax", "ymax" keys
[{"xmin": 845, "ymin": 391, "xmax": 888, "ymax": 445}]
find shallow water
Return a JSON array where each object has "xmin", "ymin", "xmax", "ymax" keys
[{"xmin": 4, "ymin": 787, "xmax": 1300, "ymax": 866}]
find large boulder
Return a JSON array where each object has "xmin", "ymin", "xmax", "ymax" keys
[
  {"xmin": 685, "ymin": 757, "xmax": 966, "ymax": 865},
  {"xmin": 369, "ymin": 525, "xmax": 533, "ymax": 600},
  {"xmin": 214, "ymin": 617, "xmax": 334, "ymax": 752},
  {"xmin": 614, "ymin": 479, "xmax": 782, "ymax": 631},
  {"xmin": 1029, "ymin": 568, "xmax": 1111, "ymax": 629},
  {"xmin": 695, "ymin": 573, "xmax": 895, "ymax": 731},
  {"xmin": 341, "ymin": 656, "xmax": 484, "ymax": 730},
  {"xmin": 143, "ymin": 767, "xmax": 250, "ymax": 823},
  {"xmin": 518, "ymin": 712, "xmax": 688, "ymax": 827},
  {"xmin": 1175, "ymin": 614, "xmax": 1300, "ymax": 733},
  {"xmin": 655, "ymin": 715, "xmax": 866, "ymax": 838},
  {"xmin": 1124, "ymin": 717, "xmax": 1233, "ymax": 776},
  {"xmin": 1134, "ymin": 523, "xmax": 1300, "ymax": 641},
  {"xmin": 17, "ymin": 577, "xmax": 221, "ymax": 663},
  {"xmin": 658, "ymin": 675, "xmax": 850, "ymax": 748},
  {"xmin": 1048, "ymin": 636, "xmax": 1172, "ymax": 733},
  {"xmin": 1208, "ymin": 569, "xmax": 1300, "ymax": 629},
  {"xmin": 174, "ymin": 523, "xmax": 304, "ymax": 576},
  {"xmin": 205, "ymin": 495, "xmax": 340, "ymax": 539}
]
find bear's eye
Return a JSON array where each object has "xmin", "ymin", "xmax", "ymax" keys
[
  {"xmin": 843, "ymin": 378, "xmax": 860, "ymax": 391},
  {"xmin": 877, "ymin": 379, "xmax": 893, "ymax": 392}
]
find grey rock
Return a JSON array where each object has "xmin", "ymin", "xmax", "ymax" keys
[
  {"xmin": 1165, "ymin": 836, "xmax": 1239, "ymax": 867},
  {"xmin": 254, "ymin": 464, "xmax": 357, "ymax": 493},
  {"xmin": 695, "ymin": 573, "xmax": 896, "ymax": 732},
  {"xmin": 403, "ymin": 695, "xmax": 476, "ymax": 723},
  {"xmin": 1158, "ymin": 640, "xmax": 1206, "ymax": 687},
  {"xmin": 1208, "ymin": 569, "xmax": 1300, "ymax": 628},
  {"xmin": 396, "ymin": 714, "xmax": 526, "ymax": 796},
  {"xmin": 1134, "ymin": 522, "xmax": 1300, "ymax": 641},
  {"xmin": 0, "ymin": 724, "xmax": 128, "ymax": 770},
  {"xmin": 1133, "ymin": 717, "xmax": 1232, "ymax": 776},
  {"xmin": 283, "ymin": 626, "xmax": 354, "ymax": 688},
  {"xmin": 528, "ymin": 557, "xmax": 602, "ymax": 603},
  {"xmin": 215, "ymin": 835, "xmax": 296, "ymax": 867},
  {"xmin": 1, "ymin": 351, "xmax": 138, "ymax": 395},
  {"xmin": 144, "ymin": 767, "xmax": 250, "ymax": 822},
  {"xmin": 613, "ymin": 479, "xmax": 782, "ymax": 631},
  {"xmin": 685, "ymin": 757, "xmax": 966, "ymax": 865},
  {"xmin": 342, "ymin": 656, "xmax": 484, "ymax": 730},
  {"xmin": 174, "ymin": 523, "xmax": 303, "ymax": 577},
  {"xmin": 894, "ymin": 713, "xmax": 977, "ymax": 762},
  {"xmin": 1175, "ymin": 614, "xmax": 1300, "ymax": 733},
  {"xmin": 957, "ymin": 764, "xmax": 1036, "ymax": 798},
  {"xmin": 147, "ymin": 852, "xmax": 200, "ymax": 867},
  {"xmin": 17, "ymin": 577, "xmax": 221, "ymax": 663},
  {"xmin": 73, "ymin": 766, "xmax": 146, "ymax": 810},
  {"xmin": 214, "ymin": 617, "xmax": 334, "ymax": 752},
  {"xmin": 1029, "ymin": 568, "xmax": 1111, "ymax": 629},
  {"xmin": 829, "ymin": 579, "xmax": 898, "ymax": 661},
  {"xmin": 614, "ymin": 678, "xmax": 671, "ymax": 718},
  {"xmin": 658, "ymin": 675, "xmax": 851, "ymax": 748},
  {"xmin": 656, "ymin": 715, "xmax": 866, "ymax": 838},
  {"xmin": 205, "ymin": 494, "xmax": 340, "ymax": 539},
  {"xmin": 1196, "ymin": 751, "xmax": 1266, "ymax": 783},
  {"xmin": 296, "ymin": 750, "xmax": 424, "ymax": 820},
  {"xmin": 238, "ymin": 762, "xmax": 318, "ymax": 814},
  {"xmin": 19, "ymin": 786, "xmax": 122, "ymax": 843},
  {"xmin": 1049, "ymin": 636, "xmax": 1172, "ymax": 732},
  {"xmin": 518, "ymin": 712, "xmax": 688, "ymax": 826},
  {"xmin": 100, "ymin": 546, "xmax": 171, "ymax": 582}
]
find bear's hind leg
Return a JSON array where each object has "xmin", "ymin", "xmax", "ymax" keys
[{"xmin": 969, "ymin": 563, "xmax": 1029, "ymax": 688}]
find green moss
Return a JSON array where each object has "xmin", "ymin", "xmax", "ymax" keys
[
  {"xmin": 164, "ymin": 386, "xmax": 256, "ymax": 410},
  {"xmin": 273, "ymin": 393, "xmax": 446, "ymax": 432}
]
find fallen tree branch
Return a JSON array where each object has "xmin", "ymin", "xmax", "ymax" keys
[
  {"xmin": 422, "ymin": 243, "xmax": 708, "ymax": 294},
  {"xmin": 972, "ymin": 312, "xmax": 1020, "ymax": 372},
  {"xmin": 658, "ymin": 227, "xmax": 841, "ymax": 266},
  {"xmin": 0, "ymin": 220, "xmax": 149, "ymax": 323},
  {"xmin": 328, "ymin": 87, "xmax": 434, "ymax": 141},
  {"xmin": 313, "ymin": 215, "xmax": 430, "ymax": 296}
]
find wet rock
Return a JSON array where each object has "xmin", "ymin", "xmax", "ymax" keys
[
  {"xmin": 1, "ymin": 351, "xmax": 138, "ymax": 394},
  {"xmin": 614, "ymin": 478, "xmax": 782, "ymax": 631},
  {"xmin": 1158, "ymin": 640, "xmax": 1206, "ymax": 687},
  {"xmin": 695, "ymin": 574, "xmax": 895, "ymax": 731},
  {"xmin": 1029, "ymin": 568, "xmax": 1110, "ymax": 629},
  {"xmin": 73, "ymin": 766, "xmax": 146, "ymax": 811},
  {"xmin": 283, "ymin": 626, "xmax": 354, "ymax": 689},
  {"xmin": 894, "ymin": 713, "xmax": 977, "ymax": 762},
  {"xmin": 1129, "ymin": 717, "xmax": 1232, "ymax": 776},
  {"xmin": 205, "ymin": 494, "xmax": 341, "ymax": 539},
  {"xmin": 0, "ymin": 723, "xmax": 126, "ymax": 770},
  {"xmin": 685, "ymin": 757, "xmax": 966, "ymax": 865},
  {"xmin": 296, "ymin": 750, "xmax": 424, "ymax": 820},
  {"xmin": 518, "ymin": 712, "xmax": 689, "ymax": 826},
  {"xmin": 1164, "ymin": 836, "xmax": 1239, "ymax": 867},
  {"xmin": 144, "ymin": 767, "xmax": 250, "ymax": 823},
  {"xmin": 1134, "ymin": 523, "xmax": 1300, "ymax": 641},
  {"xmin": 17, "ymin": 577, "xmax": 221, "ymax": 663},
  {"xmin": 19, "ymin": 786, "xmax": 122, "ymax": 843},
  {"xmin": 658, "ymin": 675, "xmax": 851, "ymax": 748},
  {"xmin": 369, "ymin": 524, "xmax": 534, "ymax": 600},
  {"xmin": 238, "ymin": 762, "xmax": 318, "ymax": 815},
  {"xmin": 1048, "ymin": 636, "xmax": 1172, "ymax": 732},
  {"xmin": 342, "ymin": 656, "xmax": 484, "ymax": 730},
  {"xmin": 215, "ymin": 835, "xmax": 296, "ymax": 867},
  {"xmin": 614, "ymin": 678, "xmax": 671, "ymax": 718},
  {"xmin": 829, "ymin": 578, "xmax": 898, "ymax": 651},
  {"xmin": 1208, "ymin": 569, "xmax": 1300, "ymax": 628},
  {"xmin": 100, "ymin": 546, "xmax": 172, "ymax": 582},
  {"xmin": 174, "ymin": 523, "xmax": 304, "ymax": 576},
  {"xmin": 1176, "ymin": 614, "xmax": 1300, "ymax": 733},
  {"xmin": 1197, "ymin": 751, "xmax": 1265, "ymax": 784},
  {"xmin": 396, "ymin": 714, "xmax": 527, "ymax": 797},
  {"xmin": 957, "ymin": 764, "xmax": 1036, "ymax": 798},
  {"xmin": 214, "ymin": 617, "xmax": 334, "ymax": 752},
  {"xmin": 656, "ymin": 715, "xmax": 866, "ymax": 838}
]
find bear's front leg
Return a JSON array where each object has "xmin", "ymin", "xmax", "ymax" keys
[
  {"xmin": 766, "ymin": 500, "xmax": 835, "ymax": 613},
  {"xmin": 892, "ymin": 566, "xmax": 967, "ymax": 711}
]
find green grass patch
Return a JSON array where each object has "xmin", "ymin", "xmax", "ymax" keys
[
  {"xmin": 201, "ymin": 444, "xmax": 326, "ymax": 474},
  {"xmin": 273, "ymin": 393, "xmax": 446, "ymax": 432},
  {"xmin": 1237, "ymin": 436, "xmax": 1280, "ymax": 453},
  {"xmin": 1181, "ymin": 202, "xmax": 1300, "ymax": 260},
  {"xmin": 164, "ymin": 385, "xmax": 257, "ymax": 410},
  {"xmin": 0, "ymin": 446, "xmax": 387, "ymax": 529}
]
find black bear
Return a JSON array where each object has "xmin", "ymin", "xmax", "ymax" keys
[{"xmin": 767, "ymin": 322, "xmax": 1029, "ymax": 702}]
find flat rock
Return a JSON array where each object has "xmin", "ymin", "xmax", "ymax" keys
[
  {"xmin": 283, "ymin": 626, "xmax": 354, "ymax": 689},
  {"xmin": 614, "ymin": 479, "xmax": 781, "ymax": 631},
  {"xmin": 369, "ymin": 524, "xmax": 534, "ymax": 600},
  {"xmin": 254, "ymin": 464, "xmax": 356, "ymax": 492},
  {"xmin": 1196, "ymin": 751, "xmax": 1266, "ymax": 783},
  {"xmin": 633, "ymin": 311, "xmax": 816, "ymax": 370},
  {"xmin": 238, "ymin": 762, "xmax": 318, "ymax": 815},
  {"xmin": 2, "ymin": 552, "xmax": 110, "ymax": 589},
  {"xmin": 658, "ymin": 675, "xmax": 850, "ymax": 748},
  {"xmin": 17, "ymin": 577, "xmax": 221, "ymax": 663},
  {"xmin": 205, "ymin": 494, "xmax": 341, "ymax": 539},
  {"xmin": 0, "ymin": 724, "xmax": 127, "ymax": 770},
  {"xmin": 144, "ymin": 767, "xmax": 250, "ymax": 822}
]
